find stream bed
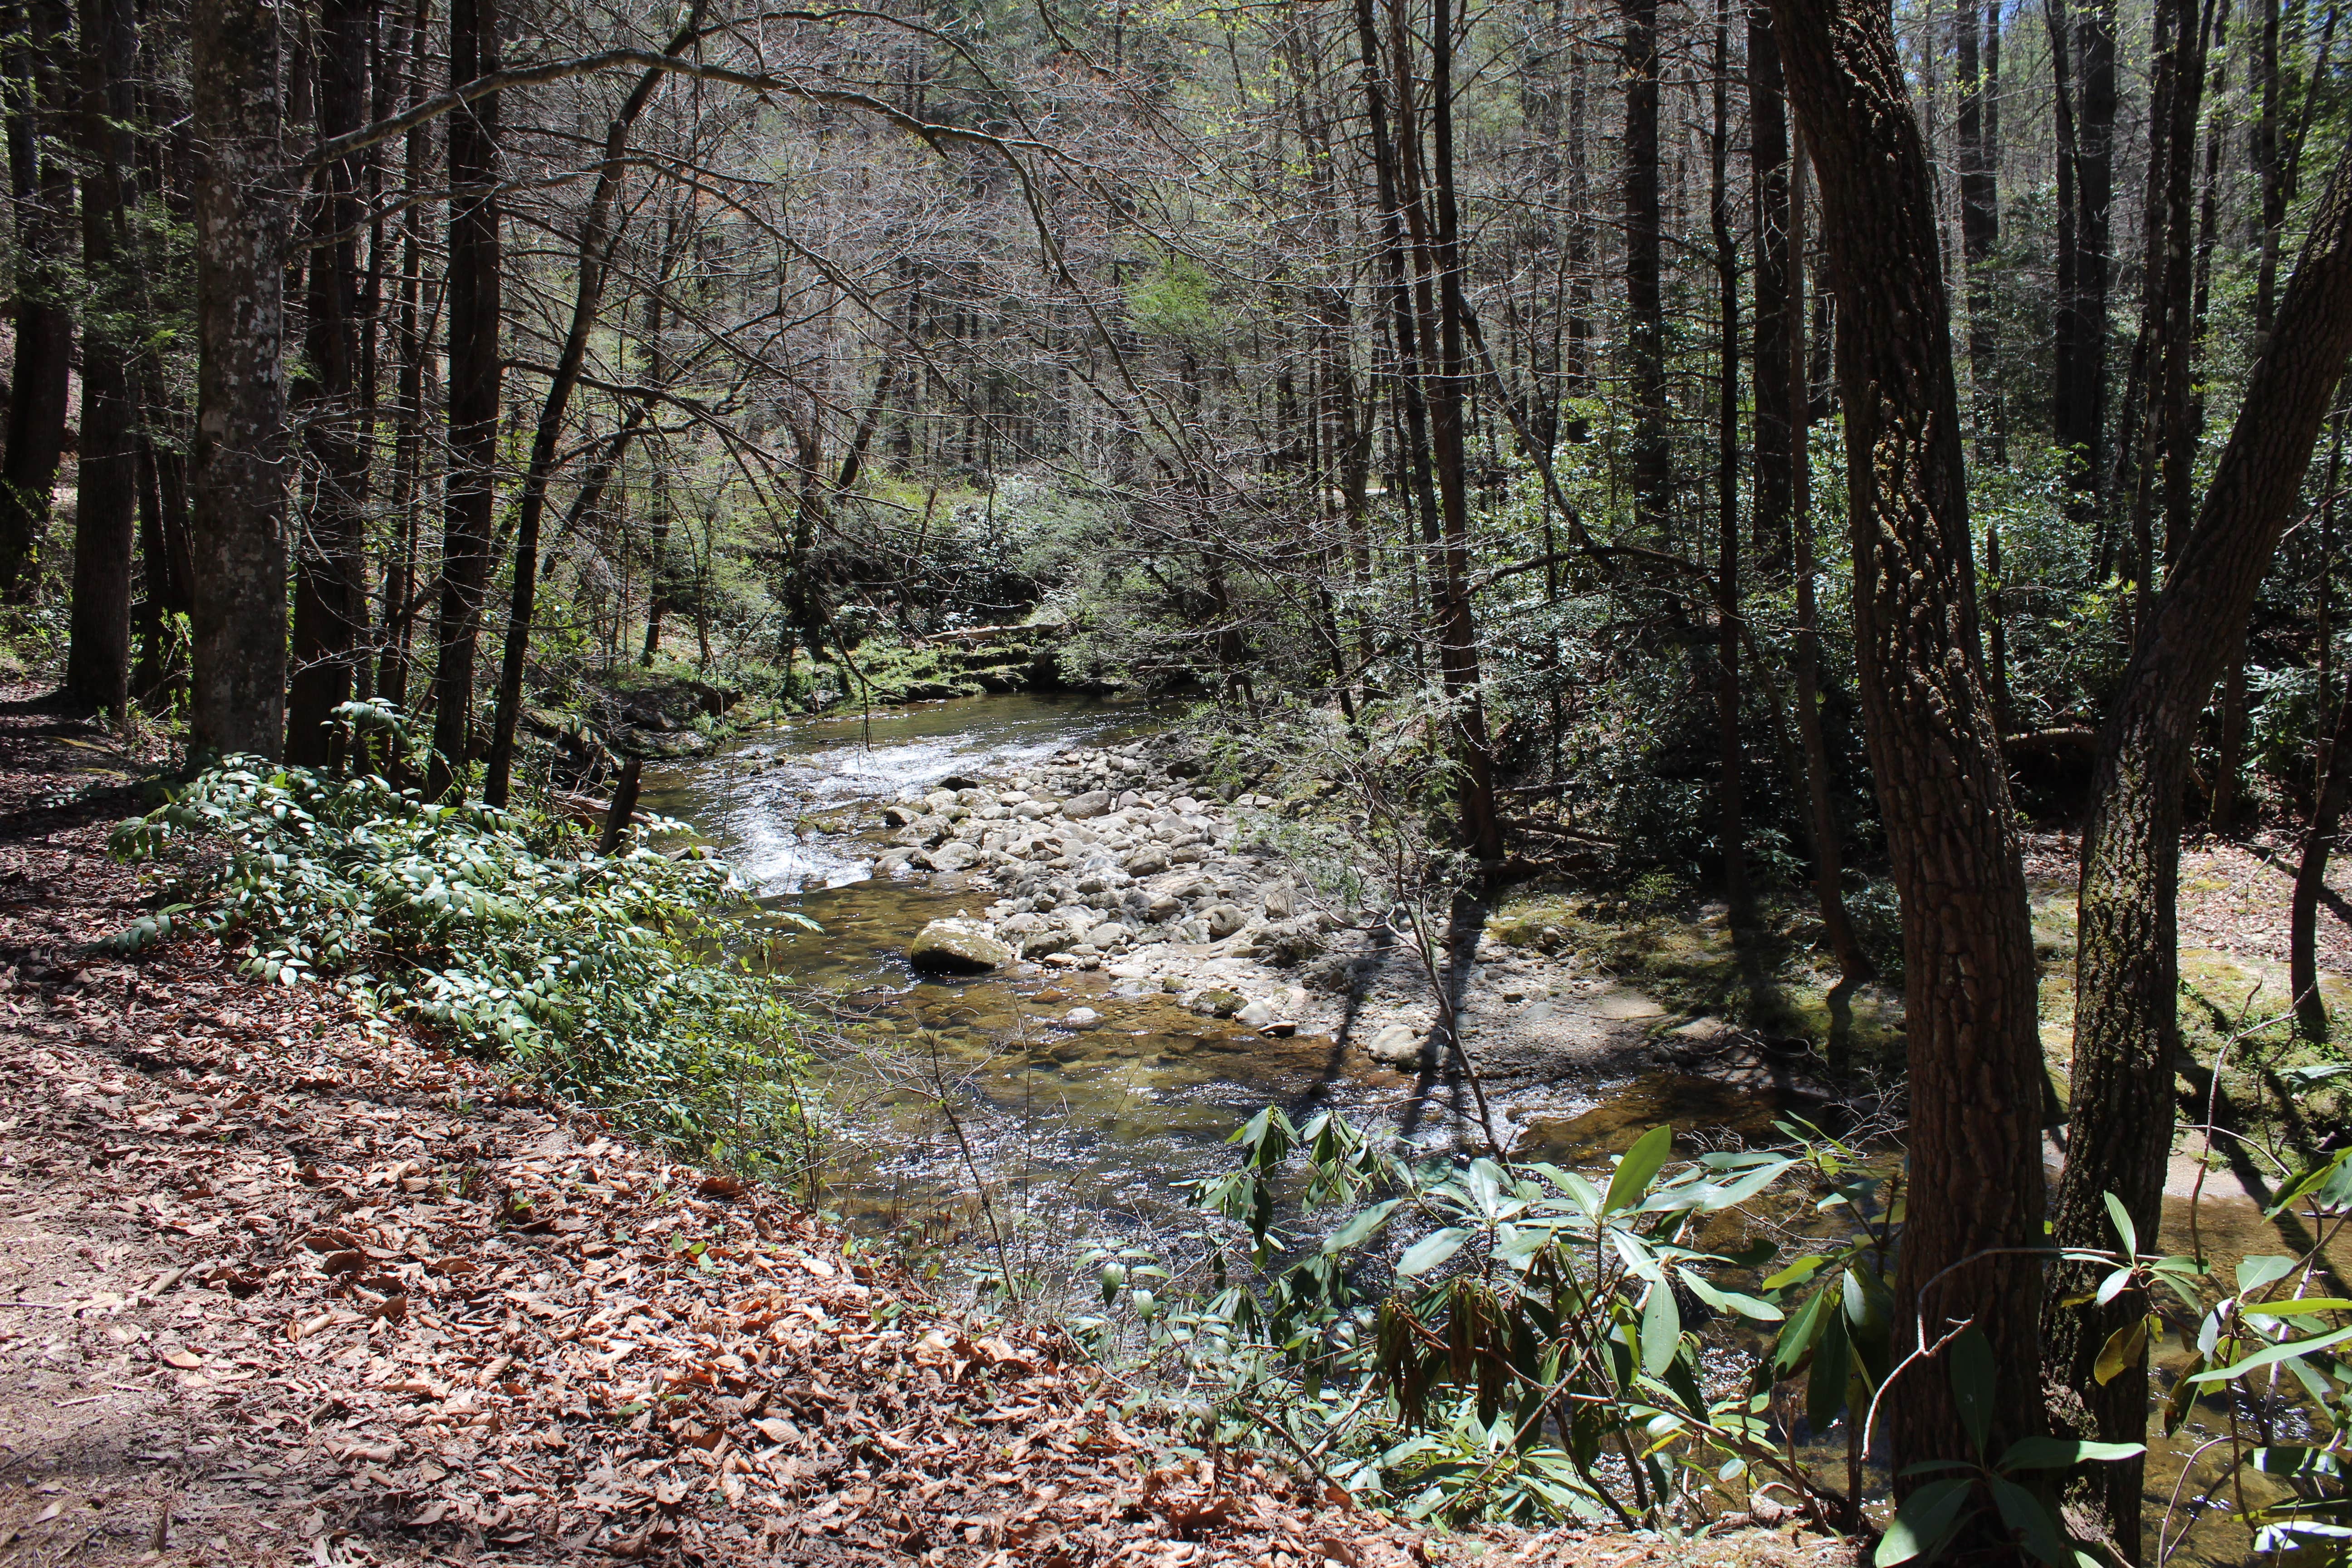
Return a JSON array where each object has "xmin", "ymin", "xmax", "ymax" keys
[{"xmin": 639, "ymin": 693, "xmax": 2312, "ymax": 1563}]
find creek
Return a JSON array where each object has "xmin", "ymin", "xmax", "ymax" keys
[{"xmin": 640, "ymin": 693, "xmax": 2308, "ymax": 1563}]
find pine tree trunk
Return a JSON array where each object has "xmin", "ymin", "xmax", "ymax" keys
[
  {"xmin": 2048, "ymin": 128, "xmax": 2352, "ymax": 1562},
  {"xmin": 0, "ymin": 0, "xmax": 75, "ymax": 602},
  {"xmin": 187, "ymin": 0, "xmax": 289, "ymax": 758},
  {"xmin": 1711, "ymin": 0, "xmax": 1744, "ymax": 914},
  {"xmin": 1788, "ymin": 146, "xmax": 1868, "ymax": 985},
  {"xmin": 64, "ymin": 0, "xmax": 137, "ymax": 718},
  {"xmin": 285, "ymin": 0, "xmax": 371, "ymax": 765},
  {"xmin": 1767, "ymin": 0, "xmax": 2049, "ymax": 1507},
  {"xmin": 1748, "ymin": 1, "xmax": 1792, "ymax": 574},
  {"xmin": 2293, "ymin": 673, "xmax": 2352, "ymax": 1041},
  {"xmin": 424, "ymin": 0, "xmax": 500, "ymax": 799},
  {"xmin": 1619, "ymin": 0, "xmax": 1668, "ymax": 538}
]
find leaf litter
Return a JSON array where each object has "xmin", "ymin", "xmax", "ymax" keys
[{"xmin": 0, "ymin": 687, "xmax": 1847, "ymax": 1567}]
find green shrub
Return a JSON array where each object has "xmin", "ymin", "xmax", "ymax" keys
[{"xmin": 104, "ymin": 705, "xmax": 819, "ymax": 1176}]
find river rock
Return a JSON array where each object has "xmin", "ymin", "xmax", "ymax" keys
[
  {"xmin": 873, "ymin": 848, "xmax": 916, "ymax": 875},
  {"xmin": 1237, "ymin": 998, "xmax": 1276, "ymax": 1027},
  {"xmin": 1064, "ymin": 790, "xmax": 1112, "ymax": 820},
  {"xmin": 882, "ymin": 804, "xmax": 922, "ymax": 827},
  {"xmin": 1366, "ymin": 1024, "xmax": 1422, "ymax": 1067},
  {"xmin": 1014, "ymin": 800, "xmax": 1054, "ymax": 820},
  {"xmin": 909, "ymin": 919, "xmax": 1012, "ymax": 974},
  {"xmin": 1020, "ymin": 929, "xmax": 1077, "ymax": 958},
  {"xmin": 1191, "ymin": 988, "xmax": 1245, "ymax": 1018},
  {"xmin": 1203, "ymin": 903, "xmax": 1249, "ymax": 940},
  {"xmin": 1123, "ymin": 846, "xmax": 1171, "ymax": 877},
  {"xmin": 1063, "ymin": 1007, "xmax": 1100, "ymax": 1027},
  {"xmin": 1086, "ymin": 921, "xmax": 1131, "ymax": 949},
  {"xmin": 929, "ymin": 841, "xmax": 981, "ymax": 872}
]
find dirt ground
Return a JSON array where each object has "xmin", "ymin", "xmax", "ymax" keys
[{"xmin": 0, "ymin": 686, "xmax": 1857, "ymax": 1566}]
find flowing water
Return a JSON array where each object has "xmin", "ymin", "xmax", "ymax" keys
[
  {"xmin": 637, "ymin": 692, "xmax": 1407, "ymax": 1249},
  {"xmin": 642, "ymin": 693, "xmax": 2327, "ymax": 1562}
]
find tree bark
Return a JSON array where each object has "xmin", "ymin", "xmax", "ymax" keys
[
  {"xmin": 423, "ymin": 0, "xmax": 499, "ymax": 799},
  {"xmin": 1711, "ymin": 0, "xmax": 1745, "ymax": 914},
  {"xmin": 285, "ymin": 0, "xmax": 372, "ymax": 765},
  {"xmin": 1958, "ymin": 0, "xmax": 2002, "ymax": 459},
  {"xmin": 0, "ymin": 0, "xmax": 75, "ymax": 602},
  {"xmin": 2048, "ymin": 127, "xmax": 2352, "ymax": 1561},
  {"xmin": 482, "ymin": 8, "xmax": 703, "ymax": 806},
  {"xmin": 2294, "ymin": 672, "xmax": 2352, "ymax": 1042},
  {"xmin": 65, "ymin": 0, "xmax": 137, "ymax": 718},
  {"xmin": 1767, "ymin": 0, "xmax": 2049, "ymax": 1504},
  {"xmin": 1787, "ymin": 144, "xmax": 1868, "ymax": 984},
  {"xmin": 187, "ymin": 0, "xmax": 289, "ymax": 759},
  {"xmin": 375, "ymin": 0, "xmax": 430, "ymax": 722},
  {"xmin": 1619, "ymin": 0, "xmax": 1668, "ymax": 537},
  {"xmin": 1749, "ymin": 0, "xmax": 1793, "ymax": 574}
]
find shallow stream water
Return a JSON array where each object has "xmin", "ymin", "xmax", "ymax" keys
[{"xmin": 641, "ymin": 693, "xmax": 2316, "ymax": 1563}]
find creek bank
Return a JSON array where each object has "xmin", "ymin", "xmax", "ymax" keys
[{"xmin": 867, "ymin": 734, "xmax": 1842, "ymax": 1151}]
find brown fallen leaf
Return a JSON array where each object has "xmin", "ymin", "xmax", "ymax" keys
[{"xmin": 157, "ymin": 1347, "xmax": 201, "ymax": 1370}]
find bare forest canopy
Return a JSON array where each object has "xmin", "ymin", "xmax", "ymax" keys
[{"xmin": 17, "ymin": 0, "xmax": 2352, "ymax": 1553}]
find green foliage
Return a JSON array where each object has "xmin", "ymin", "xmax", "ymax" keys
[
  {"xmin": 104, "ymin": 703, "xmax": 821, "ymax": 1174},
  {"xmin": 1074, "ymin": 1106, "xmax": 1823, "ymax": 1530}
]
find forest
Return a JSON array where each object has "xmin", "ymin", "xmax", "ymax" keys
[{"xmin": 8, "ymin": 0, "xmax": 2352, "ymax": 1555}]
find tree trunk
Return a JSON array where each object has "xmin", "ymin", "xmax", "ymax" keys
[
  {"xmin": 423, "ymin": 0, "xmax": 499, "ymax": 799},
  {"xmin": 1787, "ymin": 146, "xmax": 1868, "ymax": 984},
  {"xmin": 2293, "ymin": 673, "xmax": 2352, "ymax": 1041},
  {"xmin": 188, "ymin": 0, "xmax": 289, "ymax": 759},
  {"xmin": 65, "ymin": 0, "xmax": 137, "ymax": 718},
  {"xmin": 1957, "ymin": 0, "xmax": 2002, "ymax": 459},
  {"xmin": 374, "ymin": 0, "xmax": 430, "ymax": 721},
  {"xmin": 2048, "ymin": 127, "xmax": 2352, "ymax": 1561},
  {"xmin": 1749, "ymin": 0, "xmax": 1793, "ymax": 574},
  {"xmin": 1768, "ymin": 0, "xmax": 2049, "ymax": 1504},
  {"xmin": 0, "ymin": 0, "xmax": 74, "ymax": 602},
  {"xmin": 2055, "ymin": 0, "xmax": 2117, "ymax": 531},
  {"xmin": 482, "ymin": 11, "xmax": 702, "ymax": 806},
  {"xmin": 1619, "ymin": 0, "xmax": 1668, "ymax": 537},
  {"xmin": 285, "ymin": 0, "xmax": 371, "ymax": 765},
  {"xmin": 1425, "ymin": 0, "xmax": 1504, "ymax": 866},
  {"xmin": 1712, "ymin": 0, "xmax": 1745, "ymax": 914}
]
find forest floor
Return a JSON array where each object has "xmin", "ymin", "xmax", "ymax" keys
[{"xmin": 0, "ymin": 685, "xmax": 1852, "ymax": 1566}]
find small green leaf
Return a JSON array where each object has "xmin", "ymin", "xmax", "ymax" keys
[
  {"xmin": 1321, "ymin": 1200, "xmax": 1403, "ymax": 1254},
  {"xmin": 2187, "ymin": 1323, "xmax": 2352, "ymax": 1384},
  {"xmin": 1987, "ymin": 1476, "xmax": 2079, "ymax": 1568},
  {"xmin": 1641, "ymin": 1280, "xmax": 1681, "ymax": 1376},
  {"xmin": 2102, "ymin": 1191, "xmax": 2137, "ymax": 1259},
  {"xmin": 1997, "ymin": 1436, "xmax": 2146, "ymax": 1470},
  {"xmin": 1397, "ymin": 1226, "xmax": 1471, "ymax": 1278},
  {"xmin": 1874, "ymin": 1478, "xmax": 1978, "ymax": 1567},
  {"xmin": 1605, "ymin": 1125, "xmax": 1675, "ymax": 1214},
  {"xmin": 1950, "ymin": 1326, "xmax": 1995, "ymax": 1456}
]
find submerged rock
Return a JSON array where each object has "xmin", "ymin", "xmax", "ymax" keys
[{"xmin": 909, "ymin": 919, "xmax": 1013, "ymax": 974}]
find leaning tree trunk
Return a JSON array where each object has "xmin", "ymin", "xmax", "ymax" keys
[
  {"xmin": 1766, "ymin": 0, "xmax": 2050, "ymax": 1512},
  {"xmin": 64, "ymin": 0, "xmax": 138, "ymax": 719},
  {"xmin": 481, "ymin": 7, "xmax": 703, "ymax": 806},
  {"xmin": 2048, "ymin": 127, "xmax": 2352, "ymax": 1563},
  {"xmin": 423, "ymin": 0, "xmax": 500, "ymax": 800},
  {"xmin": 187, "ymin": 0, "xmax": 289, "ymax": 759}
]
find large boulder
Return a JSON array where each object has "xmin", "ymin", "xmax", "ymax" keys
[{"xmin": 909, "ymin": 920, "xmax": 1013, "ymax": 974}]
